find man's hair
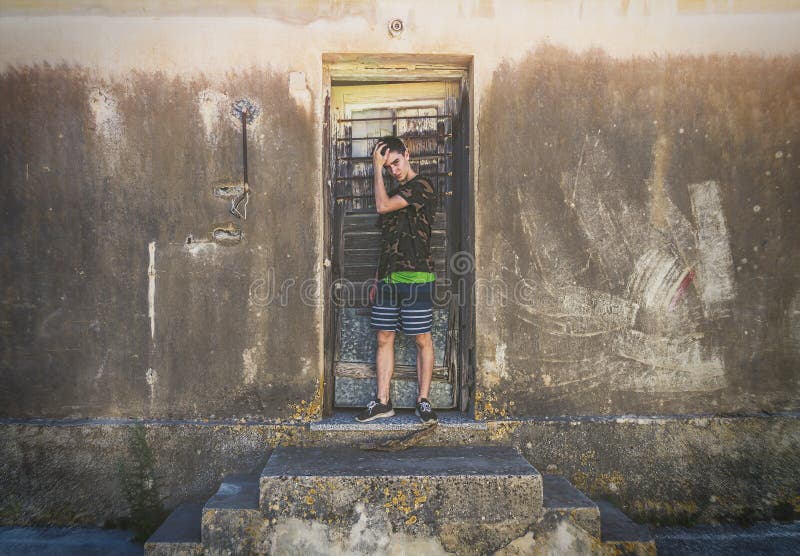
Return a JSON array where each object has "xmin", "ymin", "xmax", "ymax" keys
[{"xmin": 377, "ymin": 136, "xmax": 407, "ymax": 156}]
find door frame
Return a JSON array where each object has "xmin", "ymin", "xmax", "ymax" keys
[{"xmin": 320, "ymin": 53, "xmax": 475, "ymax": 416}]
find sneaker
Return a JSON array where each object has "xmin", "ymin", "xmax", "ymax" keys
[
  {"xmin": 355, "ymin": 399, "xmax": 395, "ymax": 422},
  {"xmin": 415, "ymin": 398, "xmax": 438, "ymax": 424}
]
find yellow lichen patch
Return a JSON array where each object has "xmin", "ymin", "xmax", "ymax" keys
[
  {"xmin": 304, "ymin": 495, "xmax": 315, "ymax": 505},
  {"xmin": 405, "ymin": 515, "xmax": 418, "ymax": 526},
  {"xmin": 487, "ymin": 419, "xmax": 521, "ymax": 441},
  {"xmin": 603, "ymin": 540, "xmax": 657, "ymax": 556},
  {"xmin": 580, "ymin": 449, "xmax": 598, "ymax": 467},
  {"xmin": 289, "ymin": 380, "xmax": 323, "ymax": 421},
  {"xmin": 381, "ymin": 484, "xmax": 429, "ymax": 516},
  {"xmin": 474, "ymin": 390, "xmax": 510, "ymax": 420}
]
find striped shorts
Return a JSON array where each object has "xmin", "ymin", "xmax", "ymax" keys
[{"xmin": 370, "ymin": 280, "xmax": 434, "ymax": 336}]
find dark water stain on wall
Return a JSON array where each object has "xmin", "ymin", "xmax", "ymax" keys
[
  {"xmin": 478, "ymin": 46, "xmax": 800, "ymax": 417},
  {"xmin": 0, "ymin": 65, "xmax": 318, "ymax": 419}
]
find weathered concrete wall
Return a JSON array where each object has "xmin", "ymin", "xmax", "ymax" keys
[
  {"xmin": 1, "ymin": 416, "xmax": 797, "ymax": 527},
  {"xmin": 0, "ymin": 1, "xmax": 798, "ymax": 421},
  {"xmin": 476, "ymin": 47, "xmax": 800, "ymax": 417},
  {"xmin": 0, "ymin": 67, "xmax": 320, "ymax": 419}
]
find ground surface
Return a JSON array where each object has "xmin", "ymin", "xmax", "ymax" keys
[{"xmin": 3, "ymin": 521, "xmax": 800, "ymax": 554}]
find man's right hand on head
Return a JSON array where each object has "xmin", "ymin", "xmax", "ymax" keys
[{"xmin": 372, "ymin": 141, "xmax": 389, "ymax": 168}]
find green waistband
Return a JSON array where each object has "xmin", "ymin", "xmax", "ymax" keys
[{"xmin": 385, "ymin": 271, "xmax": 436, "ymax": 284}]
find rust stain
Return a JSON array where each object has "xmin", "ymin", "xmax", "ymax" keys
[{"xmin": 649, "ymin": 131, "xmax": 672, "ymax": 229}]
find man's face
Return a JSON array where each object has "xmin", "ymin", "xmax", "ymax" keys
[{"xmin": 384, "ymin": 149, "xmax": 412, "ymax": 183}]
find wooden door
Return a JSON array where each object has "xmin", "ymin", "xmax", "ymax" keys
[{"xmin": 329, "ymin": 81, "xmax": 461, "ymax": 408}]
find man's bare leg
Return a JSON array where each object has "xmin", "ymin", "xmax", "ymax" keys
[
  {"xmin": 376, "ymin": 330, "xmax": 396, "ymax": 403},
  {"xmin": 415, "ymin": 332, "xmax": 434, "ymax": 402}
]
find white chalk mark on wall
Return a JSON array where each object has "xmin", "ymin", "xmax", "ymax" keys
[
  {"xmin": 148, "ymin": 241, "xmax": 156, "ymax": 342},
  {"xmin": 663, "ymin": 197, "xmax": 697, "ymax": 266},
  {"xmin": 612, "ymin": 330, "xmax": 726, "ymax": 392},
  {"xmin": 513, "ymin": 281, "xmax": 639, "ymax": 337},
  {"xmin": 494, "ymin": 342, "xmax": 508, "ymax": 381},
  {"xmin": 242, "ymin": 347, "xmax": 259, "ymax": 385},
  {"xmin": 627, "ymin": 248, "xmax": 694, "ymax": 311},
  {"xmin": 197, "ymin": 89, "xmax": 230, "ymax": 145},
  {"xmin": 289, "ymin": 71, "xmax": 312, "ymax": 113},
  {"xmin": 515, "ymin": 189, "xmax": 578, "ymax": 286},
  {"xmin": 561, "ymin": 137, "xmax": 648, "ymax": 287},
  {"xmin": 185, "ymin": 242, "xmax": 218, "ymax": 258},
  {"xmin": 95, "ymin": 348, "xmax": 110, "ymax": 381},
  {"xmin": 788, "ymin": 291, "xmax": 800, "ymax": 358},
  {"xmin": 145, "ymin": 368, "xmax": 158, "ymax": 406},
  {"xmin": 689, "ymin": 180, "xmax": 736, "ymax": 319},
  {"xmin": 300, "ymin": 357, "xmax": 312, "ymax": 376},
  {"xmin": 88, "ymin": 87, "xmax": 125, "ymax": 168}
]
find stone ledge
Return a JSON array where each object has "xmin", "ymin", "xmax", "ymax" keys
[
  {"xmin": 310, "ymin": 409, "xmax": 488, "ymax": 431},
  {"xmin": 144, "ymin": 502, "xmax": 202, "ymax": 556}
]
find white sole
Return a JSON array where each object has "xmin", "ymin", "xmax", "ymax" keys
[
  {"xmin": 356, "ymin": 409, "xmax": 395, "ymax": 423},
  {"xmin": 415, "ymin": 409, "xmax": 438, "ymax": 424}
]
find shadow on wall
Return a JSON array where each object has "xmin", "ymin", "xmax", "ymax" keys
[{"xmin": 477, "ymin": 45, "xmax": 800, "ymax": 417}]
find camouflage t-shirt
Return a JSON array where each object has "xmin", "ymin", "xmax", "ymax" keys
[{"xmin": 377, "ymin": 176, "xmax": 436, "ymax": 280}]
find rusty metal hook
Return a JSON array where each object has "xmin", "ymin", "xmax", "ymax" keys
[{"xmin": 230, "ymin": 99, "xmax": 260, "ymax": 219}]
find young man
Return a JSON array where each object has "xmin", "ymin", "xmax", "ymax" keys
[{"xmin": 356, "ymin": 136, "xmax": 438, "ymax": 424}]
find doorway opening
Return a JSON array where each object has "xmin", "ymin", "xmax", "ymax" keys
[{"xmin": 321, "ymin": 55, "xmax": 474, "ymax": 416}]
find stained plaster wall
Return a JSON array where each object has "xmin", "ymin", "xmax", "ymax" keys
[
  {"xmin": 0, "ymin": 68, "xmax": 319, "ymax": 419},
  {"xmin": 1, "ymin": 0, "xmax": 799, "ymax": 528}
]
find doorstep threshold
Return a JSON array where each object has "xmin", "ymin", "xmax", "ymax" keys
[{"xmin": 310, "ymin": 409, "xmax": 487, "ymax": 431}]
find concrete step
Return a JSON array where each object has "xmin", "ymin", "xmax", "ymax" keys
[
  {"xmin": 259, "ymin": 445, "xmax": 543, "ymax": 553},
  {"xmin": 310, "ymin": 409, "xmax": 488, "ymax": 432},
  {"xmin": 201, "ymin": 473, "xmax": 263, "ymax": 555},
  {"xmin": 542, "ymin": 474, "xmax": 601, "ymax": 537},
  {"xmin": 147, "ymin": 450, "xmax": 656, "ymax": 555},
  {"xmin": 144, "ymin": 502, "xmax": 202, "ymax": 556},
  {"xmin": 597, "ymin": 500, "xmax": 657, "ymax": 556}
]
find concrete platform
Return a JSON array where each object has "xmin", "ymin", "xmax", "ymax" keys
[
  {"xmin": 542, "ymin": 474, "xmax": 601, "ymax": 537},
  {"xmin": 258, "ymin": 445, "xmax": 543, "ymax": 553},
  {"xmin": 310, "ymin": 409, "xmax": 488, "ymax": 431},
  {"xmin": 143, "ymin": 447, "xmax": 667, "ymax": 555},
  {"xmin": 143, "ymin": 503, "xmax": 202, "ymax": 556},
  {"xmin": 597, "ymin": 500, "xmax": 657, "ymax": 555},
  {"xmin": 201, "ymin": 473, "xmax": 263, "ymax": 556}
]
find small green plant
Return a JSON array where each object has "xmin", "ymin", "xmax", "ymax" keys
[
  {"xmin": 118, "ymin": 424, "xmax": 167, "ymax": 541},
  {"xmin": 0, "ymin": 494, "xmax": 23, "ymax": 523}
]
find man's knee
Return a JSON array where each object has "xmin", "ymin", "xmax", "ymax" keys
[
  {"xmin": 377, "ymin": 330, "xmax": 395, "ymax": 346},
  {"xmin": 414, "ymin": 332, "xmax": 433, "ymax": 349}
]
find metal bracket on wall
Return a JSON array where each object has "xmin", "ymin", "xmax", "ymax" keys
[{"xmin": 230, "ymin": 98, "xmax": 260, "ymax": 219}]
